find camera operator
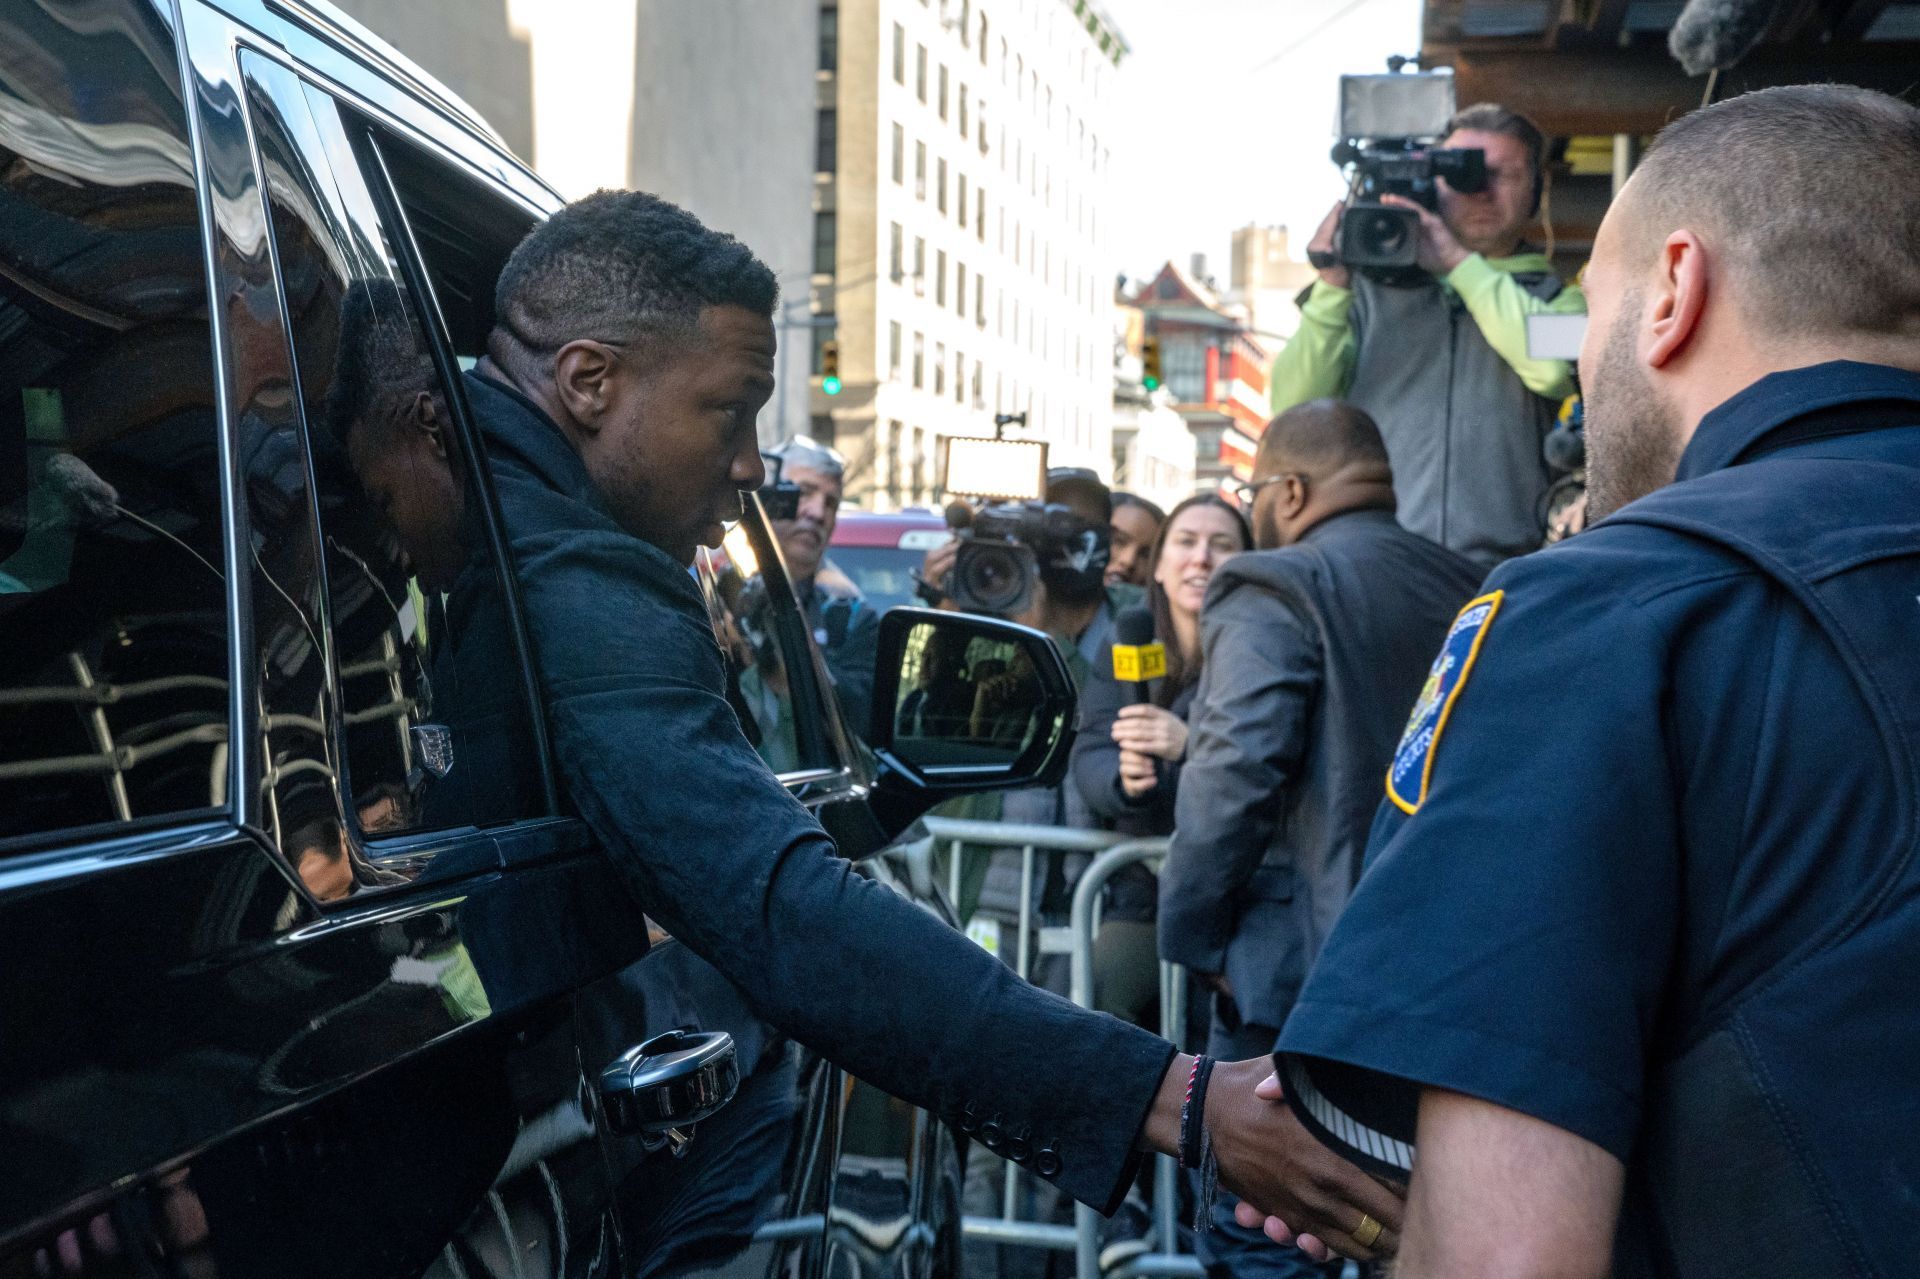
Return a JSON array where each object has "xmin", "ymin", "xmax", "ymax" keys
[
  {"xmin": 1270, "ymin": 103, "xmax": 1587, "ymax": 568},
  {"xmin": 762, "ymin": 436, "xmax": 878, "ymax": 733}
]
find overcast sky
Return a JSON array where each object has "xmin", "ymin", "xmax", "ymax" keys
[{"xmin": 1098, "ymin": 0, "xmax": 1424, "ymax": 285}]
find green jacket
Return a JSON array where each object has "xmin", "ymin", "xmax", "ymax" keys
[{"xmin": 1269, "ymin": 251, "xmax": 1587, "ymax": 412}]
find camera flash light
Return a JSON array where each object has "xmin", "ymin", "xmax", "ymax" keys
[{"xmin": 944, "ymin": 437, "xmax": 1048, "ymax": 500}]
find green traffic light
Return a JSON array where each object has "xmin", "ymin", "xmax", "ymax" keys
[
  {"xmin": 1142, "ymin": 376, "xmax": 1160, "ymax": 391},
  {"xmin": 823, "ymin": 375, "xmax": 843, "ymax": 396}
]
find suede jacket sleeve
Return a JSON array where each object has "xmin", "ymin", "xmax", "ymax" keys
[{"xmin": 510, "ymin": 517, "xmax": 1173, "ymax": 1213}]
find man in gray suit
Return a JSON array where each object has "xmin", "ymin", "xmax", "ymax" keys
[{"xmin": 1160, "ymin": 399, "xmax": 1482, "ymax": 1277}]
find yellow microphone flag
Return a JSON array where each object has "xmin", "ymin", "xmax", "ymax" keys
[{"xmin": 1111, "ymin": 642, "xmax": 1167, "ymax": 683}]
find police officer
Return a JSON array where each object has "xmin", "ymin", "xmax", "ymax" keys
[
  {"xmin": 1250, "ymin": 85, "xmax": 1920, "ymax": 1274},
  {"xmin": 762, "ymin": 436, "xmax": 879, "ymax": 733}
]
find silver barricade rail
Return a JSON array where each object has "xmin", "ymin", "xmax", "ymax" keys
[{"xmin": 917, "ymin": 819, "xmax": 1203, "ymax": 1279}]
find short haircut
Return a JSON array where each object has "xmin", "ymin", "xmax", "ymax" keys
[
  {"xmin": 325, "ymin": 277, "xmax": 437, "ymax": 451},
  {"xmin": 766, "ymin": 434, "xmax": 845, "ymax": 482},
  {"xmin": 1256, "ymin": 399, "xmax": 1390, "ymax": 478},
  {"xmin": 1626, "ymin": 85, "xmax": 1920, "ymax": 341},
  {"xmin": 494, "ymin": 189, "xmax": 779, "ymax": 363},
  {"xmin": 1446, "ymin": 102, "xmax": 1547, "ymax": 195}
]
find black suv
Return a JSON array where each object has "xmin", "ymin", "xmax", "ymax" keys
[{"xmin": 0, "ymin": 2, "xmax": 1078, "ymax": 1275}]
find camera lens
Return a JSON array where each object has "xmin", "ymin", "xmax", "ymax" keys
[
  {"xmin": 1351, "ymin": 207, "xmax": 1413, "ymax": 263},
  {"xmin": 955, "ymin": 541, "xmax": 1032, "ymax": 614}
]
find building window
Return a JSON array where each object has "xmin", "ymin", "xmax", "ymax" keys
[
  {"xmin": 815, "ymin": 107, "xmax": 837, "ymax": 173},
  {"xmin": 819, "ymin": 5, "xmax": 838, "ymax": 72},
  {"xmin": 975, "ymin": 273, "xmax": 985, "ymax": 325},
  {"xmin": 959, "ymin": 84, "xmax": 969, "ymax": 137},
  {"xmin": 890, "ymin": 222, "xmax": 904, "ymax": 281},
  {"xmin": 956, "ymin": 261, "xmax": 967, "ymax": 316},
  {"xmin": 916, "ymin": 44, "xmax": 927, "ymax": 102},
  {"xmin": 980, "ymin": 14, "xmax": 990, "ymax": 64},
  {"xmin": 914, "ymin": 235, "xmax": 926, "ymax": 285},
  {"xmin": 811, "ymin": 315, "xmax": 835, "ymax": 373},
  {"xmin": 934, "ymin": 342, "xmax": 946, "ymax": 394},
  {"xmin": 958, "ymin": 173, "xmax": 968, "ymax": 227},
  {"xmin": 960, "ymin": 0, "xmax": 972, "ymax": 45},
  {"xmin": 889, "ymin": 321, "xmax": 902, "ymax": 376},
  {"xmin": 972, "ymin": 361, "xmax": 984, "ymax": 404},
  {"xmin": 891, "ymin": 123, "xmax": 904, "ymax": 183},
  {"xmin": 913, "ymin": 333, "xmax": 924, "ymax": 388},
  {"xmin": 892, "ymin": 22, "xmax": 905, "ymax": 82},
  {"xmin": 977, "ymin": 187, "xmax": 986, "ymax": 240},
  {"xmin": 979, "ymin": 107, "xmax": 988, "ymax": 156},
  {"xmin": 936, "ymin": 249, "xmax": 947, "ymax": 306},
  {"xmin": 915, "ymin": 141, "xmax": 926, "ymax": 199},
  {"xmin": 938, "ymin": 64, "xmax": 949, "ymax": 120},
  {"xmin": 955, "ymin": 350, "xmax": 965, "ymax": 403},
  {"xmin": 936, "ymin": 158, "xmax": 947, "ymax": 213},
  {"xmin": 813, "ymin": 210, "xmax": 836, "ymax": 275},
  {"xmin": 887, "ymin": 420, "xmax": 903, "ymax": 506}
]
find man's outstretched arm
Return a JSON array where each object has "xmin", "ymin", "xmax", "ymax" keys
[{"xmin": 1397, "ymin": 1089, "xmax": 1622, "ymax": 1279}]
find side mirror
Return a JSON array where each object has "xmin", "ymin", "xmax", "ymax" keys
[{"xmin": 867, "ymin": 608, "xmax": 1075, "ymax": 816}]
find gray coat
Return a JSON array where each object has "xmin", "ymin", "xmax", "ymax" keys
[
  {"xmin": 1348, "ymin": 271, "xmax": 1565, "ymax": 567},
  {"xmin": 1159, "ymin": 509, "xmax": 1482, "ymax": 1029}
]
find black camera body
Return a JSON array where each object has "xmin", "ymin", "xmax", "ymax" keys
[
  {"xmin": 1324, "ymin": 141, "xmax": 1486, "ymax": 286},
  {"xmin": 945, "ymin": 500, "xmax": 1107, "ymax": 616},
  {"xmin": 755, "ymin": 450, "xmax": 802, "ymax": 522}
]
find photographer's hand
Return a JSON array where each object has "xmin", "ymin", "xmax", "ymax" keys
[
  {"xmin": 1307, "ymin": 201, "xmax": 1352, "ymax": 290},
  {"xmin": 1380, "ymin": 195, "xmax": 1471, "ymax": 276}
]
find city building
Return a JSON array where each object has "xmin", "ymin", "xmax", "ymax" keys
[
  {"xmin": 1111, "ymin": 300, "xmax": 1196, "ymax": 511},
  {"xmin": 1129, "ymin": 262, "xmax": 1271, "ymax": 492},
  {"xmin": 815, "ymin": 0, "xmax": 1130, "ymax": 510},
  {"xmin": 1228, "ymin": 223, "xmax": 1317, "ymax": 350},
  {"xmin": 325, "ymin": 0, "xmax": 819, "ymax": 444}
]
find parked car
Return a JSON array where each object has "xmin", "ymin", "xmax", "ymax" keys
[
  {"xmin": 0, "ymin": 2, "xmax": 1075, "ymax": 1275},
  {"xmin": 827, "ymin": 511, "xmax": 954, "ymax": 615}
]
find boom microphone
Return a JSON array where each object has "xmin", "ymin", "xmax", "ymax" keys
[
  {"xmin": 943, "ymin": 500, "xmax": 973, "ymax": 531},
  {"xmin": 1669, "ymin": 0, "xmax": 1784, "ymax": 77}
]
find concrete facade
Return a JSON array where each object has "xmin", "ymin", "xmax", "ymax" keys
[
  {"xmin": 327, "ymin": 0, "xmax": 818, "ymax": 445},
  {"xmin": 817, "ymin": 0, "xmax": 1130, "ymax": 510}
]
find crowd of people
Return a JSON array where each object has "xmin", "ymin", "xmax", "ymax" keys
[{"xmin": 315, "ymin": 77, "xmax": 1920, "ymax": 1279}]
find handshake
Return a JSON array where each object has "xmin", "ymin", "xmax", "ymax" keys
[{"xmin": 1137, "ymin": 1055, "xmax": 1404, "ymax": 1263}]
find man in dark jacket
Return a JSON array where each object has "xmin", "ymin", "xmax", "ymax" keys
[
  {"xmin": 1160, "ymin": 399, "xmax": 1481, "ymax": 1275},
  {"xmin": 456, "ymin": 190, "xmax": 1404, "ymax": 1254}
]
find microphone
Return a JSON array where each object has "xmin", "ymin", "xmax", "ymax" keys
[
  {"xmin": 1110, "ymin": 607, "xmax": 1165, "ymax": 705},
  {"xmin": 46, "ymin": 452, "xmax": 120, "ymax": 527},
  {"xmin": 943, "ymin": 500, "xmax": 973, "ymax": 531},
  {"xmin": 1669, "ymin": 0, "xmax": 1782, "ymax": 76}
]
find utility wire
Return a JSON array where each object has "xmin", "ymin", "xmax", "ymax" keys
[{"xmin": 1248, "ymin": 0, "xmax": 1387, "ymax": 73}]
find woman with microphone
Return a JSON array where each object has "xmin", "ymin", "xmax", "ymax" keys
[{"xmin": 1070, "ymin": 494, "xmax": 1251, "ymax": 1025}]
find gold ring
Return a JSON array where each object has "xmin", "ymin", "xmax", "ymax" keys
[{"xmin": 1352, "ymin": 1213, "xmax": 1384, "ymax": 1249}]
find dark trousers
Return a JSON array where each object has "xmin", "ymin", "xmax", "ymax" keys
[{"xmin": 1196, "ymin": 1001, "xmax": 1346, "ymax": 1279}]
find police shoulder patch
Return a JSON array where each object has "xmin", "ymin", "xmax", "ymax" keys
[{"xmin": 1386, "ymin": 590, "xmax": 1503, "ymax": 815}]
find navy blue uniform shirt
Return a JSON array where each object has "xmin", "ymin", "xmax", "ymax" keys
[{"xmin": 1278, "ymin": 362, "xmax": 1920, "ymax": 1276}]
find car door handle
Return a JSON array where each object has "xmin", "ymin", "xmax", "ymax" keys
[{"xmin": 598, "ymin": 1030, "xmax": 739, "ymax": 1154}]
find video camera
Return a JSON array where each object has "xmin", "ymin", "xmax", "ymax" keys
[
  {"xmin": 1314, "ymin": 70, "xmax": 1485, "ymax": 286},
  {"xmin": 945, "ymin": 500, "xmax": 1107, "ymax": 616},
  {"xmin": 755, "ymin": 450, "xmax": 802, "ymax": 522}
]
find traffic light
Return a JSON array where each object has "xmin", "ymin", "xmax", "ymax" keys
[
  {"xmin": 1141, "ymin": 336, "xmax": 1162, "ymax": 392},
  {"xmin": 820, "ymin": 341, "xmax": 842, "ymax": 396}
]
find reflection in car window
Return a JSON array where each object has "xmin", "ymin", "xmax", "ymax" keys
[
  {"xmin": 245, "ymin": 63, "xmax": 541, "ymax": 897},
  {"xmin": 700, "ymin": 526, "xmax": 809, "ymax": 773},
  {"xmin": 0, "ymin": 1, "xmax": 227, "ymax": 844},
  {"xmin": 893, "ymin": 623, "xmax": 1041, "ymax": 766}
]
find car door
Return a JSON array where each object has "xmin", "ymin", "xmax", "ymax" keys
[{"xmin": 0, "ymin": 0, "xmax": 640, "ymax": 1274}]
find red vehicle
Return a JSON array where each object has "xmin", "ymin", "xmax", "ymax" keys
[{"xmin": 827, "ymin": 510, "xmax": 953, "ymax": 614}]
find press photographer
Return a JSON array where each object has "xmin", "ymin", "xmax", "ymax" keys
[{"xmin": 1270, "ymin": 81, "xmax": 1587, "ymax": 568}]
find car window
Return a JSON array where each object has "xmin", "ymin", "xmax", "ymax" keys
[
  {"xmin": 698, "ymin": 514, "xmax": 839, "ymax": 776},
  {"xmin": 241, "ymin": 58, "xmax": 544, "ymax": 894},
  {"xmin": 0, "ymin": 0, "xmax": 228, "ymax": 846}
]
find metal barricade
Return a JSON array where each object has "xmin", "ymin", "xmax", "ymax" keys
[{"xmin": 918, "ymin": 818, "xmax": 1203, "ymax": 1279}]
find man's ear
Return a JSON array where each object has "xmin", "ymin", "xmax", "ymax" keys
[
  {"xmin": 1280, "ymin": 473, "xmax": 1310, "ymax": 519},
  {"xmin": 1646, "ymin": 231, "xmax": 1709, "ymax": 369},
  {"xmin": 409, "ymin": 390, "xmax": 450, "ymax": 458},
  {"xmin": 552, "ymin": 339, "xmax": 622, "ymax": 432}
]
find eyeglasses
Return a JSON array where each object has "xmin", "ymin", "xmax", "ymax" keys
[{"xmin": 1230, "ymin": 473, "xmax": 1299, "ymax": 506}]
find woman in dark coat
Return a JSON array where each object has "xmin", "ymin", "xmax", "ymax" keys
[{"xmin": 1069, "ymin": 494, "xmax": 1251, "ymax": 1028}]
